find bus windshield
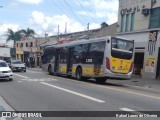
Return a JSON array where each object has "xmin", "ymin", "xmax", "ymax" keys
[{"xmin": 111, "ymin": 38, "xmax": 134, "ymax": 59}]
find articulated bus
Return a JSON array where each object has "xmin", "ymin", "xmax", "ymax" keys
[{"xmin": 41, "ymin": 36, "xmax": 134, "ymax": 83}]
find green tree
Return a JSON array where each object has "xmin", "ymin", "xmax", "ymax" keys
[
  {"xmin": 6, "ymin": 29, "xmax": 22, "ymax": 47},
  {"xmin": 20, "ymin": 28, "xmax": 35, "ymax": 38}
]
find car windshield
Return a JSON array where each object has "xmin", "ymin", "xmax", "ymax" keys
[
  {"xmin": 0, "ymin": 62, "xmax": 8, "ymax": 67},
  {"xmin": 12, "ymin": 61, "xmax": 23, "ymax": 64}
]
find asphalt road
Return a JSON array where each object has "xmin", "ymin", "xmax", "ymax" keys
[{"xmin": 0, "ymin": 69, "xmax": 160, "ymax": 120}]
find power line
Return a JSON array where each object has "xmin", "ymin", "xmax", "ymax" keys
[
  {"xmin": 77, "ymin": 0, "xmax": 98, "ymax": 23},
  {"xmin": 62, "ymin": 0, "xmax": 85, "ymax": 24}
]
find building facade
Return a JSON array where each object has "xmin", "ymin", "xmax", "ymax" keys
[
  {"xmin": 0, "ymin": 47, "xmax": 11, "ymax": 62},
  {"xmin": 16, "ymin": 37, "xmax": 57, "ymax": 67},
  {"xmin": 116, "ymin": 0, "xmax": 160, "ymax": 79}
]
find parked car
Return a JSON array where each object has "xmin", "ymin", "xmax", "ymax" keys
[
  {"xmin": 10, "ymin": 60, "xmax": 26, "ymax": 72},
  {"xmin": 0, "ymin": 60, "xmax": 13, "ymax": 81}
]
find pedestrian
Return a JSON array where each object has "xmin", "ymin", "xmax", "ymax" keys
[{"xmin": 27, "ymin": 58, "xmax": 30, "ymax": 68}]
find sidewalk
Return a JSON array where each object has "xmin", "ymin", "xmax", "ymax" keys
[{"xmin": 107, "ymin": 76, "xmax": 160, "ymax": 91}]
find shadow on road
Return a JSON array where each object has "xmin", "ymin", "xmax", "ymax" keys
[{"xmin": 47, "ymin": 74, "xmax": 125, "ymax": 87}]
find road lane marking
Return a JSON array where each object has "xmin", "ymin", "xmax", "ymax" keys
[
  {"xmin": 21, "ymin": 78, "xmax": 58, "ymax": 82},
  {"xmin": 52, "ymin": 77, "xmax": 160, "ymax": 100},
  {"xmin": 26, "ymin": 70, "xmax": 44, "ymax": 74},
  {"xmin": 79, "ymin": 82, "xmax": 160, "ymax": 100},
  {"xmin": 99, "ymin": 86, "xmax": 160, "ymax": 100},
  {"xmin": 120, "ymin": 108, "xmax": 135, "ymax": 111},
  {"xmin": 41, "ymin": 82, "xmax": 105, "ymax": 103},
  {"xmin": 13, "ymin": 73, "xmax": 28, "ymax": 79}
]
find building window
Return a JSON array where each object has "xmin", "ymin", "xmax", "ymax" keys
[
  {"xmin": 149, "ymin": 7, "xmax": 160, "ymax": 28},
  {"xmin": 121, "ymin": 15, "xmax": 125, "ymax": 32},
  {"xmin": 26, "ymin": 43, "xmax": 28, "ymax": 47},
  {"xmin": 130, "ymin": 13, "xmax": 135, "ymax": 31},
  {"xmin": 30, "ymin": 42, "xmax": 33, "ymax": 47},
  {"xmin": 21, "ymin": 43, "xmax": 23, "ymax": 47},
  {"xmin": 125, "ymin": 14, "xmax": 129, "ymax": 32}
]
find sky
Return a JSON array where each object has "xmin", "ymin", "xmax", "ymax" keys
[{"xmin": 0, "ymin": 0, "xmax": 118, "ymax": 43}]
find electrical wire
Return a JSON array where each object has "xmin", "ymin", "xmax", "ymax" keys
[
  {"xmin": 77, "ymin": 0, "xmax": 98, "ymax": 23},
  {"xmin": 62, "ymin": 0, "xmax": 85, "ymax": 24}
]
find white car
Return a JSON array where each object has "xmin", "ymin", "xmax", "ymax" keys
[
  {"xmin": 11, "ymin": 60, "xmax": 26, "ymax": 72},
  {"xmin": 0, "ymin": 60, "xmax": 13, "ymax": 81}
]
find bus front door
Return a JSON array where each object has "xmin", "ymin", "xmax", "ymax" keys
[
  {"xmin": 54, "ymin": 49, "xmax": 59, "ymax": 73},
  {"xmin": 67, "ymin": 48, "xmax": 74, "ymax": 74},
  {"xmin": 94, "ymin": 51, "xmax": 104, "ymax": 76}
]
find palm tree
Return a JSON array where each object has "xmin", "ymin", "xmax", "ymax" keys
[
  {"xmin": 20, "ymin": 28, "xmax": 35, "ymax": 39},
  {"xmin": 6, "ymin": 29, "xmax": 22, "ymax": 47},
  {"xmin": 6, "ymin": 28, "xmax": 35, "ymax": 45}
]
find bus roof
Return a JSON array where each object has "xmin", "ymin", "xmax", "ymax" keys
[{"xmin": 45, "ymin": 36, "xmax": 134, "ymax": 49}]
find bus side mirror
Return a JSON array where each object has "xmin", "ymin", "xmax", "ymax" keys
[{"xmin": 107, "ymin": 39, "xmax": 110, "ymax": 43}]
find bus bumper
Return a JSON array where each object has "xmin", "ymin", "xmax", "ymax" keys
[{"xmin": 105, "ymin": 71, "xmax": 132, "ymax": 80}]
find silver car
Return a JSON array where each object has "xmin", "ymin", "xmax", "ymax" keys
[
  {"xmin": 0, "ymin": 60, "xmax": 13, "ymax": 81},
  {"xmin": 11, "ymin": 60, "xmax": 26, "ymax": 72}
]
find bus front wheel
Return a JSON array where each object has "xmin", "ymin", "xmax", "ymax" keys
[
  {"xmin": 76, "ymin": 67, "xmax": 82, "ymax": 80},
  {"xmin": 95, "ymin": 78, "xmax": 107, "ymax": 84}
]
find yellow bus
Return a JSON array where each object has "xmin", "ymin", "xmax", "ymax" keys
[{"xmin": 41, "ymin": 36, "xmax": 134, "ymax": 83}]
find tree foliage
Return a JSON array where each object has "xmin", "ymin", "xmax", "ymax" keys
[{"xmin": 6, "ymin": 28, "xmax": 36, "ymax": 46}]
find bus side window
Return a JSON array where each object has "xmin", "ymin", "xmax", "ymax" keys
[
  {"xmin": 88, "ymin": 42, "xmax": 105, "ymax": 64},
  {"xmin": 81, "ymin": 44, "xmax": 89, "ymax": 63}
]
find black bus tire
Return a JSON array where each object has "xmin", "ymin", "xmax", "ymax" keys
[
  {"xmin": 76, "ymin": 67, "xmax": 82, "ymax": 81},
  {"xmin": 95, "ymin": 78, "xmax": 107, "ymax": 84}
]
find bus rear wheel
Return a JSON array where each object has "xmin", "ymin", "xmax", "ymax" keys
[
  {"xmin": 76, "ymin": 67, "xmax": 82, "ymax": 80},
  {"xmin": 95, "ymin": 78, "xmax": 107, "ymax": 84}
]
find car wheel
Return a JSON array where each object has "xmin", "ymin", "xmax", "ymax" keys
[
  {"xmin": 9, "ymin": 78, "xmax": 13, "ymax": 81},
  {"xmin": 24, "ymin": 70, "xmax": 26, "ymax": 72}
]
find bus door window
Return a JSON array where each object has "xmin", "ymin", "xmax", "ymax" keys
[
  {"xmin": 68, "ymin": 47, "xmax": 75, "ymax": 72},
  {"xmin": 59, "ymin": 48, "xmax": 68, "ymax": 64},
  {"xmin": 54, "ymin": 49, "xmax": 59, "ymax": 72}
]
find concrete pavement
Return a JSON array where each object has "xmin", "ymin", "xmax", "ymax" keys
[
  {"xmin": 1, "ymin": 69, "xmax": 160, "ymax": 120},
  {"xmin": 107, "ymin": 76, "xmax": 160, "ymax": 91},
  {"xmin": 28, "ymin": 67, "xmax": 160, "ymax": 91}
]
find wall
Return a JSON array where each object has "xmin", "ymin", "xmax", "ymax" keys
[
  {"xmin": 117, "ymin": 0, "xmax": 160, "ymax": 32},
  {"xmin": 0, "ymin": 47, "xmax": 11, "ymax": 58}
]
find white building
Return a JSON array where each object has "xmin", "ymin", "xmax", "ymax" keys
[
  {"xmin": 116, "ymin": 0, "xmax": 160, "ymax": 79},
  {"xmin": 0, "ymin": 47, "xmax": 11, "ymax": 62}
]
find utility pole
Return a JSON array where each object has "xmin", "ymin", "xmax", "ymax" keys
[
  {"xmin": 57, "ymin": 25, "xmax": 59, "ymax": 43},
  {"xmin": 65, "ymin": 22, "xmax": 67, "ymax": 34},
  {"xmin": 87, "ymin": 23, "xmax": 89, "ymax": 39}
]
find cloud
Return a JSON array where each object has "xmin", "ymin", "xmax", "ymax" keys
[
  {"xmin": 77, "ymin": 0, "xmax": 118, "ymax": 24},
  {"xmin": 106, "ymin": 12, "xmax": 118, "ymax": 25},
  {"xmin": 29, "ymin": 11, "xmax": 45, "ymax": 24},
  {"xmin": 15, "ymin": 0, "xmax": 42, "ymax": 4},
  {"xmin": 0, "ymin": 23, "xmax": 20, "ymax": 36},
  {"xmin": 0, "ymin": 23, "xmax": 20, "ymax": 45},
  {"xmin": 29, "ymin": 11, "xmax": 100, "ymax": 36}
]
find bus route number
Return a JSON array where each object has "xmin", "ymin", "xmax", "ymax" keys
[{"xmin": 86, "ymin": 59, "xmax": 92, "ymax": 63}]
